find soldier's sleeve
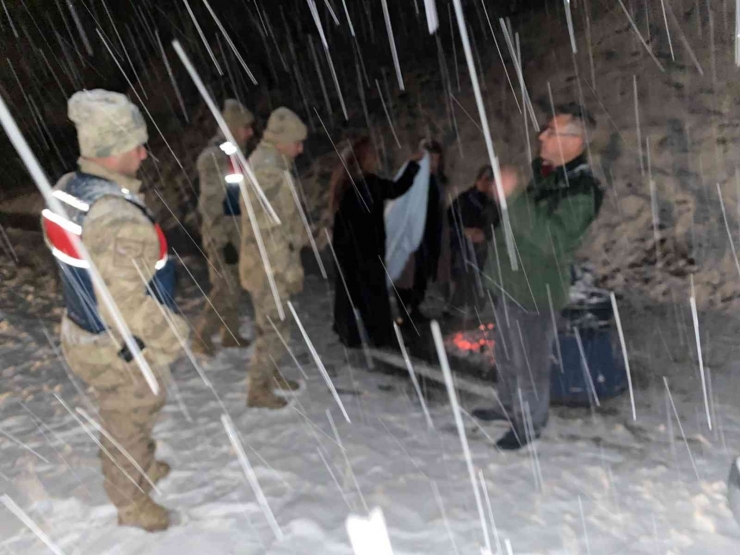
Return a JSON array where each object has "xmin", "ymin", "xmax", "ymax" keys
[
  {"xmin": 241, "ymin": 166, "xmax": 284, "ymax": 237},
  {"xmin": 239, "ymin": 170, "xmax": 303, "ymax": 291},
  {"xmin": 279, "ymin": 172, "xmax": 310, "ymax": 248},
  {"xmin": 82, "ymin": 197, "xmax": 188, "ymax": 355},
  {"xmin": 197, "ymin": 149, "xmax": 229, "ymax": 251}
]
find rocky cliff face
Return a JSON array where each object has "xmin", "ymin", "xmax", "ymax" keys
[
  {"xmin": 7, "ymin": 0, "xmax": 738, "ymax": 312},
  {"xmin": 297, "ymin": 0, "xmax": 740, "ymax": 311}
]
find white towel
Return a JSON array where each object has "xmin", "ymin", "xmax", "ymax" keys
[{"xmin": 384, "ymin": 152, "xmax": 431, "ymax": 283}]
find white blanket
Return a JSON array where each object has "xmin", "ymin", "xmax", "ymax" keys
[{"xmin": 384, "ymin": 152, "xmax": 431, "ymax": 283}]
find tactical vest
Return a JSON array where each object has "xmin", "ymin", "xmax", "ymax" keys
[{"xmin": 42, "ymin": 172, "xmax": 177, "ymax": 334}]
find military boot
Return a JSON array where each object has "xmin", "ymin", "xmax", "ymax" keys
[
  {"xmin": 118, "ymin": 496, "xmax": 170, "ymax": 532},
  {"xmin": 192, "ymin": 320, "xmax": 216, "ymax": 356},
  {"xmin": 221, "ymin": 327, "xmax": 250, "ymax": 348},
  {"xmin": 273, "ymin": 371, "xmax": 300, "ymax": 392},
  {"xmin": 147, "ymin": 460, "xmax": 171, "ymax": 484},
  {"xmin": 247, "ymin": 379, "xmax": 288, "ymax": 409}
]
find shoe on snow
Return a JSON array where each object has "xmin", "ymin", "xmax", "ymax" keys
[
  {"xmin": 191, "ymin": 337, "xmax": 215, "ymax": 356},
  {"xmin": 247, "ymin": 383, "xmax": 288, "ymax": 409},
  {"xmin": 272, "ymin": 372, "xmax": 300, "ymax": 392},
  {"xmin": 727, "ymin": 456, "xmax": 740, "ymax": 525},
  {"xmin": 221, "ymin": 329, "xmax": 250, "ymax": 348},
  {"xmin": 147, "ymin": 460, "xmax": 171, "ymax": 485},
  {"xmin": 472, "ymin": 408, "xmax": 509, "ymax": 422},
  {"xmin": 496, "ymin": 428, "xmax": 539, "ymax": 451},
  {"xmin": 117, "ymin": 496, "xmax": 170, "ymax": 532}
]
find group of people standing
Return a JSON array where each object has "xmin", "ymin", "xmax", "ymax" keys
[
  {"xmin": 327, "ymin": 103, "xmax": 603, "ymax": 453},
  {"xmin": 329, "ymin": 136, "xmax": 502, "ymax": 349},
  {"xmin": 42, "ymin": 87, "xmax": 601, "ymax": 532}
]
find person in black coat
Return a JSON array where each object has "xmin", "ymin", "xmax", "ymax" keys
[
  {"xmin": 330, "ymin": 136, "xmax": 423, "ymax": 348},
  {"xmin": 447, "ymin": 165, "xmax": 500, "ymax": 315}
]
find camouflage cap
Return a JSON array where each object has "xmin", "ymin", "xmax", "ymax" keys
[
  {"xmin": 223, "ymin": 99, "xmax": 254, "ymax": 133},
  {"xmin": 263, "ymin": 107, "xmax": 307, "ymax": 144},
  {"xmin": 68, "ymin": 89, "xmax": 148, "ymax": 158}
]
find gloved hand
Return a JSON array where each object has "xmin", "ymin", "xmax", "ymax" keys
[{"xmin": 222, "ymin": 242, "xmax": 239, "ymax": 265}]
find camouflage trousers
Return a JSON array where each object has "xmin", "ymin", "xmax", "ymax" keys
[
  {"xmin": 197, "ymin": 243, "xmax": 242, "ymax": 341},
  {"xmin": 248, "ymin": 281, "xmax": 294, "ymax": 389},
  {"xmin": 61, "ymin": 324, "xmax": 169, "ymax": 510}
]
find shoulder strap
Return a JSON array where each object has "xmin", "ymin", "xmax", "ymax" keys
[{"xmin": 60, "ymin": 172, "xmax": 153, "ymax": 225}]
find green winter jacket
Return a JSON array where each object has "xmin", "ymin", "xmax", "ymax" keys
[{"xmin": 485, "ymin": 154, "xmax": 603, "ymax": 313}]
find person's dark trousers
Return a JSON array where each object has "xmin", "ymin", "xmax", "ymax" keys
[
  {"xmin": 492, "ymin": 301, "xmax": 556, "ymax": 438},
  {"xmin": 450, "ymin": 242, "xmax": 488, "ymax": 312},
  {"xmin": 397, "ymin": 248, "xmax": 432, "ymax": 316}
]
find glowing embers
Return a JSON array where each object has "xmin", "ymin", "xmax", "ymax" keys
[{"xmin": 448, "ymin": 323, "xmax": 495, "ymax": 357}]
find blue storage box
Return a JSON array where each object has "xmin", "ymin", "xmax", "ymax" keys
[{"xmin": 550, "ymin": 328, "xmax": 627, "ymax": 406}]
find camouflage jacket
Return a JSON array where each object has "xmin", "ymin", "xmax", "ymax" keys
[
  {"xmin": 239, "ymin": 140, "xmax": 307, "ymax": 293},
  {"xmin": 196, "ymin": 134, "xmax": 241, "ymax": 253},
  {"xmin": 53, "ymin": 158, "xmax": 188, "ymax": 362}
]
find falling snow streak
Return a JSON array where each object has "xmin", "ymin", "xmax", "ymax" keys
[
  {"xmin": 610, "ymin": 292, "xmax": 637, "ymax": 420},
  {"xmin": 133, "ymin": 257, "xmax": 215, "ymax": 391},
  {"xmin": 424, "ymin": 0, "xmax": 439, "ymax": 34},
  {"xmin": 309, "ymin": 35, "xmax": 334, "ymax": 122},
  {"xmin": 616, "ymin": 0, "xmax": 665, "ymax": 71},
  {"xmin": 66, "ymin": 0, "xmax": 92, "ymax": 55},
  {"xmin": 736, "ymin": 0, "xmax": 740, "ymax": 66},
  {"xmin": 96, "ymin": 29, "xmax": 198, "ymax": 209},
  {"xmin": 313, "ymin": 108, "xmax": 369, "ymax": 212},
  {"xmin": 689, "ymin": 288, "xmax": 712, "ymax": 430},
  {"xmin": 393, "ymin": 322, "xmax": 434, "ymax": 429},
  {"xmin": 375, "ymin": 78, "xmax": 401, "ymax": 148},
  {"xmin": 563, "ymin": 0, "xmax": 577, "ymax": 53},
  {"xmin": 663, "ymin": 378, "xmax": 702, "ymax": 481},
  {"xmin": 284, "ymin": 171, "xmax": 327, "ymax": 279},
  {"xmin": 201, "ymin": 0, "xmax": 258, "ymax": 84},
  {"xmin": 182, "ymin": 0, "xmax": 222, "ymax": 75},
  {"xmin": 340, "ymin": 0, "xmax": 356, "ymax": 35},
  {"xmin": 498, "ymin": 18, "xmax": 539, "ymax": 131},
  {"xmin": 100, "ymin": 0, "xmax": 146, "ymax": 98},
  {"xmin": 659, "ymin": 0, "xmax": 675, "ymax": 60},
  {"xmin": 288, "ymin": 301, "xmax": 351, "ymax": 422},
  {"xmin": 76, "ymin": 407, "xmax": 162, "ymax": 495},
  {"xmin": 431, "ymin": 321, "xmax": 492, "ymax": 553},
  {"xmin": 307, "ymin": 0, "xmax": 348, "ymax": 119},
  {"xmin": 480, "ymin": 2, "xmax": 521, "ymax": 114},
  {"xmin": 326, "ymin": 409, "xmax": 369, "ymax": 511},
  {"xmin": 0, "ymin": 426, "xmax": 50, "ymax": 463},
  {"xmin": 156, "ymin": 30, "xmax": 188, "ymax": 122},
  {"xmin": 380, "ymin": 0, "xmax": 404, "ymax": 90},
  {"xmin": 717, "ymin": 183, "xmax": 740, "ymax": 280},
  {"xmin": 55, "ymin": 394, "xmax": 149, "ymax": 499},
  {"xmin": 221, "ymin": 414, "xmax": 284, "ymax": 540},
  {"xmin": 1, "ymin": 495, "xmax": 66, "ymax": 555},
  {"xmin": 450, "ymin": 0, "xmax": 518, "ymax": 271}
]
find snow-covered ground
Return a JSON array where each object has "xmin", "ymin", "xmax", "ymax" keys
[{"xmin": 2, "ymin": 257, "xmax": 740, "ymax": 554}]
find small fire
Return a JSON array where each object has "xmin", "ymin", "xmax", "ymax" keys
[{"xmin": 450, "ymin": 323, "xmax": 495, "ymax": 355}]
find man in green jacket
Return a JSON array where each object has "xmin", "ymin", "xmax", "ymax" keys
[{"xmin": 473, "ymin": 103, "xmax": 603, "ymax": 450}]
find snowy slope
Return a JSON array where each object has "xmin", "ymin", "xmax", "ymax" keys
[{"xmin": 2, "ymin": 271, "xmax": 740, "ymax": 554}]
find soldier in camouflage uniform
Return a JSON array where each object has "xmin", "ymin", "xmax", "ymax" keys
[
  {"xmin": 42, "ymin": 90, "xmax": 187, "ymax": 531},
  {"xmin": 192, "ymin": 99, "xmax": 254, "ymax": 355},
  {"xmin": 240, "ymin": 107, "xmax": 308, "ymax": 408}
]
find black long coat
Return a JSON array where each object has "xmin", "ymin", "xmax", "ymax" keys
[{"xmin": 332, "ymin": 162, "xmax": 420, "ymax": 348}]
